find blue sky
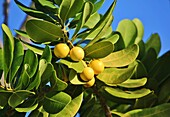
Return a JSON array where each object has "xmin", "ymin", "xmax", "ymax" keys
[{"xmin": 0, "ymin": 0, "xmax": 170, "ymax": 56}]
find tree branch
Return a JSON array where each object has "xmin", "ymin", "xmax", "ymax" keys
[{"xmin": 3, "ymin": 0, "xmax": 10, "ymax": 25}]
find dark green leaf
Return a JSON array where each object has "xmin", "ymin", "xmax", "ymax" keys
[
  {"xmin": 116, "ymin": 19, "xmax": 137, "ymax": 47},
  {"xmin": 0, "ymin": 88, "xmax": 12, "ymax": 109},
  {"xmin": 43, "ymin": 92, "xmax": 71, "ymax": 114},
  {"xmin": 40, "ymin": 45, "xmax": 52, "ymax": 62},
  {"xmin": 85, "ymin": 41, "xmax": 114, "ymax": 59},
  {"xmin": 97, "ymin": 65, "xmax": 136, "ymax": 85},
  {"xmin": 0, "ymin": 49, "xmax": 3, "ymax": 70},
  {"xmin": 137, "ymin": 40, "xmax": 145, "ymax": 60},
  {"xmin": 105, "ymin": 87, "xmax": 151, "ymax": 99},
  {"xmin": 101, "ymin": 44, "xmax": 139, "ymax": 67},
  {"xmin": 26, "ymin": 19, "xmax": 63, "ymax": 43},
  {"xmin": 122, "ymin": 103, "xmax": 170, "ymax": 117}
]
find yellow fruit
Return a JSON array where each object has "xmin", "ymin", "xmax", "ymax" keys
[
  {"xmin": 89, "ymin": 59, "xmax": 104, "ymax": 74},
  {"xmin": 80, "ymin": 67, "xmax": 94, "ymax": 81},
  {"xmin": 70, "ymin": 46, "xmax": 84, "ymax": 61},
  {"xmin": 54, "ymin": 43, "xmax": 70, "ymax": 58},
  {"xmin": 84, "ymin": 77, "xmax": 95, "ymax": 87}
]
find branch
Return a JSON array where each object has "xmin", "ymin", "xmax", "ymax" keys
[{"xmin": 3, "ymin": 0, "xmax": 10, "ymax": 25}]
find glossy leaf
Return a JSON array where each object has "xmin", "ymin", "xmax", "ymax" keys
[
  {"xmin": 97, "ymin": 65, "xmax": 136, "ymax": 85},
  {"xmin": 84, "ymin": 12, "xmax": 100, "ymax": 28},
  {"xmin": 43, "ymin": 92, "xmax": 71, "ymax": 114},
  {"xmin": 60, "ymin": 59, "xmax": 84, "ymax": 73},
  {"xmin": 105, "ymin": 87, "xmax": 151, "ymax": 99},
  {"xmin": 2, "ymin": 24, "xmax": 14, "ymax": 81},
  {"xmin": 14, "ymin": 0, "xmax": 55, "ymax": 22},
  {"xmin": 116, "ymin": 19, "xmax": 137, "ymax": 47},
  {"xmin": 40, "ymin": 45, "xmax": 52, "ymax": 62},
  {"xmin": 122, "ymin": 103, "xmax": 170, "ymax": 117},
  {"xmin": 145, "ymin": 33, "xmax": 161, "ymax": 56},
  {"xmin": 133, "ymin": 18, "xmax": 144, "ymax": 44},
  {"xmin": 101, "ymin": 44, "xmax": 139, "ymax": 67},
  {"xmin": 51, "ymin": 93, "xmax": 83, "ymax": 117},
  {"xmin": 84, "ymin": 41, "xmax": 114, "ymax": 59},
  {"xmin": 118, "ymin": 77, "xmax": 147, "ymax": 88},
  {"xmin": 8, "ymin": 90, "xmax": 35, "ymax": 108},
  {"xmin": 26, "ymin": 19, "xmax": 63, "ymax": 43}
]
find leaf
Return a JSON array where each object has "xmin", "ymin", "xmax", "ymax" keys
[
  {"xmin": 9, "ymin": 38, "xmax": 24, "ymax": 83},
  {"xmin": 73, "ymin": 2, "xmax": 93, "ymax": 37},
  {"xmin": 2, "ymin": 24, "xmax": 14, "ymax": 81},
  {"xmin": 26, "ymin": 19, "xmax": 63, "ymax": 43},
  {"xmin": 43, "ymin": 92, "xmax": 71, "ymax": 114},
  {"xmin": 69, "ymin": 69, "xmax": 86, "ymax": 85},
  {"xmin": 0, "ymin": 49, "xmax": 3, "ymax": 70},
  {"xmin": 40, "ymin": 45, "xmax": 52, "ymax": 62},
  {"xmin": 133, "ymin": 18, "xmax": 144, "ymax": 44},
  {"xmin": 105, "ymin": 87, "xmax": 151, "ymax": 99},
  {"xmin": 92, "ymin": 0, "xmax": 105, "ymax": 13},
  {"xmin": 145, "ymin": 33, "xmax": 161, "ymax": 56},
  {"xmin": 14, "ymin": 30, "xmax": 30, "ymax": 39},
  {"xmin": 0, "ymin": 89, "xmax": 12, "ymax": 109},
  {"xmin": 14, "ymin": 0, "xmax": 55, "ymax": 22},
  {"xmin": 51, "ymin": 93, "xmax": 83, "ymax": 117},
  {"xmin": 8, "ymin": 90, "xmax": 35, "ymax": 108},
  {"xmin": 97, "ymin": 65, "xmax": 136, "ymax": 85},
  {"xmin": 60, "ymin": 59, "xmax": 84, "ymax": 73},
  {"xmin": 118, "ymin": 77, "xmax": 147, "ymax": 88},
  {"xmin": 122, "ymin": 103, "xmax": 170, "ymax": 117},
  {"xmin": 103, "ymin": 33, "xmax": 120, "ymax": 45},
  {"xmin": 101, "ymin": 44, "xmax": 139, "ymax": 67},
  {"xmin": 137, "ymin": 40, "xmax": 145, "ymax": 60},
  {"xmin": 23, "ymin": 49, "xmax": 38, "ymax": 78},
  {"xmin": 116, "ymin": 19, "xmax": 137, "ymax": 47},
  {"xmin": 84, "ymin": 41, "xmax": 114, "ymax": 59},
  {"xmin": 38, "ymin": 0, "xmax": 57, "ymax": 10}
]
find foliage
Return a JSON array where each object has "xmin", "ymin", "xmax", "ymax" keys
[{"xmin": 0, "ymin": 0, "xmax": 170, "ymax": 116}]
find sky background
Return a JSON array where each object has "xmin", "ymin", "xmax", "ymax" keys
[{"xmin": 0, "ymin": 0, "xmax": 170, "ymax": 56}]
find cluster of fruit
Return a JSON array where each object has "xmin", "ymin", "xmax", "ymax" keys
[{"xmin": 54, "ymin": 43, "xmax": 104, "ymax": 87}]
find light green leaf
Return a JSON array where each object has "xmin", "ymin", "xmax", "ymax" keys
[
  {"xmin": 43, "ymin": 92, "xmax": 71, "ymax": 114},
  {"xmin": 8, "ymin": 90, "xmax": 35, "ymax": 108},
  {"xmin": 40, "ymin": 45, "xmax": 52, "ymax": 62},
  {"xmin": 122, "ymin": 103, "xmax": 170, "ymax": 117},
  {"xmin": 60, "ymin": 59, "xmax": 84, "ymax": 73},
  {"xmin": 84, "ymin": 12, "xmax": 100, "ymax": 28},
  {"xmin": 2, "ymin": 24, "xmax": 14, "ymax": 81},
  {"xmin": 105, "ymin": 87, "xmax": 151, "ymax": 99},
  {"xmin": 15, "ymin": 30, "xmax": 30, "ymax": 39},
  {"xmin": 101, "ymin": 44, "xmax": 139, "ymax": 67},
  {"xmin": 145, "ymin": 33, "xmax": 161, "ymax": 56},
  {"xmin": 84, "ymin": 41, "xmax": 114, "ymax": 59},
  {"xmin": 38, "ymin": 0, "xmax": 57, "ymax": 9},
  {"xmin": 26, "ymin": 19, "xmax": 63, "ymax": 43},
  {"xmin": 92, "ymin": 0, "xmax": 105, "ymax": 13},
  {"xmin": 51, "ymin": 93, "xmax": 83, "ymax": 117},
  {"xmin": 97, "ymin": 65, "xmax": 136, "ymax": 85},
  {"xmin": 133, "ymin": 18, "xmax": 144, "ymax": 44},
  {"xmin": 116, "ymin": 19, "xmax": 137, "ymax": 47},
  {"xmin": 102, "ymin": 33, "xmax": 119, "ymax": 45},
  {"xmin": 118, "ymin": 77, "xmax": 147, "ymax": 88}
]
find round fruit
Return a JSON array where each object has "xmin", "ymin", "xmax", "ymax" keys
[
  {"xmin": 80, "ymin": 67, "xmax": 94, "ymax": 81},
  {"xmin": 54, "ymin": 43, "xmax": 70, "ymax": 58},
  {"xmin": 89, "ymin": 59, "xmax": 104, "ymax": 74},
  {"xmin": 84, "ymin": 77, "xmax": 95, "ymax": 88},
  {"xmin": 70, "ymin": 46, "xmax": 84, "ymax": 61}
]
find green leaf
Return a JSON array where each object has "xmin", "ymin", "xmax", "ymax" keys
[
  {"xmin": 38, "ymin": 0, "xmax": 57, "ymax": 10},
  {"xmin": 97, "ymin": 65, "xmax": 136, "ymax": 85},
  {"xmin": 145, "ymin": 33, "xmax": 161, "ymax": 56},
  {"xmin": 2, "ymin": 24, "xmax": 14, "ymax": 81},
  {"xmin": 60, "ymin": 59, "xmax": 84, "ymax": 73},
  {"xmin": 84, "ymin": 41, "xmax": 114, "ymax": 59},
  {"xmin": 73, "ymin": 2, "xmax": 93, "ymax": 37},
  {"xmin": 28, "ymin": 106, "xmax": 49, "ymax": 117},
  {"xmin": 92, "ymin": 0, "xmax": 105, "ymax": 13},
  {"xmin": 116, "ymin": 19, "xmax": 137, "ymax": 47},
  {"xmin": 26, "ymin": 19, "xmax": 63, "ymax": 43},
  {"xmin": 24, "ymin": 49, "xmax": 38, "ymax": 78},
  {"xmin": 40, "ymin": 45, "xmax": 52, "ymax": 62},
  {"xmin": 137, "ymin": 40, "xmax": 145, "ymax": 60},
  {"xmin": 9, "ymin": 38, "xmax": 24, "ymax": 83},
  {"xmin": 43, "ymin": 92, "xmax": 71, "ymax": 114},
  {"xmin": 69, "ymin": 69, "xmax": 86, "ymax": 85},
  {"xmin": 122, "ymin": 103, "xmax": 170, "ymax": 117},
  {"xmin": 118, "ymin": 77, "xmax": 147, "ymax": 88},
  {"xmin": 0, "ymin": 88, "xmax": 12, "ymax": 109},
  {"xmin": 15, "ymin": 30, "xmax": 30, "ymax": 39},
  {"xmin": 14, "ymin": 0, "xmax": 55, "ymax": 22},
  {"xmin": 133, "ymin": 18, "xmax": 144, "ymax": 44},
  {"xmin": 102, "ymin": 33, "xmax": 120, "ymax": 45},
  {"xmin": 105, "ymin": 87, "xmax": 151, "ymax": 99},
  {"xmin": 51, "ymin": 93, "xmax": 83, "ymax": 117},
  {"xmin": 101, "ymin": 44, "xmax": 139, "ymax": 67},
  {"xmin": 0, "ymin": 49, "xmax": 3, "ymax": 70},
  {"xmin": 8, "ymin": 90, "xmax": 35, "ymax": 108}
]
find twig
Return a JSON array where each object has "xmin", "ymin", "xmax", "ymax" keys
[{"xmin": 3, "ymin": 0, "xmax": 10, "ymax": 25}]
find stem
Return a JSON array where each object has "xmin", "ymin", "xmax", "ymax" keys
[
  {"xmin": 3, "ymin": 0, "xmax": 10, "ymax": 25},
  {"xmin": 93, "ymin": 86, "xmax": 112, "ymax": 117}
]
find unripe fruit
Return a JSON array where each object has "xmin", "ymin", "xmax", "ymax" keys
[
  {"xmin": 54, "ymin": 43, "xmax": 70, "ymax": 58},
  {"xmin": 80, "ymin": 67, "xmax": 94, "ymax": 81},
  {"xmin": 70, "ymin": 46, "xmax": 84, "ymax": 61},
  {"xmin": 89, "ymin": 59, "xmax": 104, "ymax": 74},
  {"xmin": 84, "ymin": 77, "xmax": 95, "ymax": 88}
]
